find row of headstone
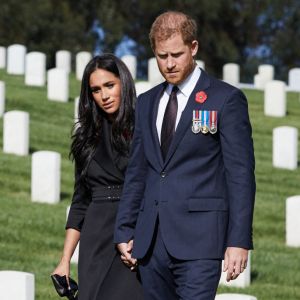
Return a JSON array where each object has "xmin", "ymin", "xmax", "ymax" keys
[
  {"xmin": 1, "ymin": 44, "xmax": 92, "ymax": 81},
  {"xmin": 219, "ymin": 252, "xmax": 251, "ymax": 288},
  {"xmin": 273, "ymin": 126, "xmax": 298, "ymax": 170},
  {"xmin": 0, "ymin": 271, "xmax": 34, "ymax": 300},
  {"xmin": 215, "ymin": 294, "xmax": 257, "ymax": 300}
]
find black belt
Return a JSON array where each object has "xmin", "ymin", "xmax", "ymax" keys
[{"xmin": 92, "ymin": 185, "xmax": 123, "ymax": 202}]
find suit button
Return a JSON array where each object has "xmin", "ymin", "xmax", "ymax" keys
[
  {"xmin": 160, "ymin": 171, "xmax": 166, "ymax": 178},
  {"xmin": 154, "ymin": 200, "xmax": 158, "ymax": 205}
]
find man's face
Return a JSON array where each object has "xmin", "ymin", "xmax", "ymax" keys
[{"xmin": 154, "ymin": 33, "xmax": 198, "ymax": 85}]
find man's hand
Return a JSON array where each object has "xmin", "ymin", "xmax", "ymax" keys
[
  {"xmin": 117, "ymin": 240, "xmax": 138, "ymax": 270},
  {"xmin": 223, "ymin": 247, "xmax": 248, "ymax": 282}
]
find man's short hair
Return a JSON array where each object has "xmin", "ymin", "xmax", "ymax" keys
[{"xmin": 149, "ymin": 11, "xmax": 198, "ymax": 50}]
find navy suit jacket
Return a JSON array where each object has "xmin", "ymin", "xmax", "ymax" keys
[{"xmin": 114, "ymin": 69, "xmax": 255, "ymax": 260}]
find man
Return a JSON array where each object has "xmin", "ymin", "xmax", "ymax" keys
[{"xmin": 114, "ymin": 11, "xmax": 255, "ymax": 300}]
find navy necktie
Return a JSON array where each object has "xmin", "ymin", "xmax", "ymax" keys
[{"xmin": 161, "ymin": 86, "xmax": 178, "ymax": 160}]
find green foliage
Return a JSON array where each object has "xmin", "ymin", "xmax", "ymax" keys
[{"xmin": 1, "ymin": 68, "xmax": 300, "ymax": 299}]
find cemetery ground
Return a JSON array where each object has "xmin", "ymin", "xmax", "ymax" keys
[{"xmin": 0, "ymin": 69, "xmax": 300, "ymax": 299}]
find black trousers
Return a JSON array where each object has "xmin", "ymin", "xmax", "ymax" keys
[{"xmin": 138, "ymin": 222, "xmax": 221, "ymax": 300}]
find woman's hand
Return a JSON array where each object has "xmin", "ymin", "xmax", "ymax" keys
[{"xmin": 52, "ymin": 256, "xmax": 71, "ymax": 279}]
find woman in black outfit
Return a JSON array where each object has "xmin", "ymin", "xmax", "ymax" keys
[{"xmin": 53, "ymin": 54, "xmax": 143, "ymax": 300}]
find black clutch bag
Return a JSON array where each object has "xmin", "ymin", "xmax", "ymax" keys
[{"xmin": 50, "ymin": 274, "xmax": 78, "ymax": 300}]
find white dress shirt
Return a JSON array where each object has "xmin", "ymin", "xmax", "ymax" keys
[{"xmin": 156, "ymin": 66, "xmax": 201, "ymax": 144}]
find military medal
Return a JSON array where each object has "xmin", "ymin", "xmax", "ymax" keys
[
  {"xmin": 201, "ymin": 110, "xmax": 209, "ymax": 134},
  {"xmin": 192, "ymin": 110, "xmax": 201, "ymax": 134},
  {"xmin": 209, "ymin": 110, "xmax": 218, "ymax": 134}
]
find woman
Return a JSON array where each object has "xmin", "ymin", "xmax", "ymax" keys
[{"xmin": 53, "ymin": 54, "xmax": 143, "ymax": 300}]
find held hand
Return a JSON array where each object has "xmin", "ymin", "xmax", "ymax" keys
[
  {"xmin": 117, "ymin": 240, "xmax": 137, "ymax": 270},
  {"xmin": 52, "ymin": 257, "xmax": 71, "ymax": 284},
  {"xmin": 223, "ymin": 247, "xmax": 248, "ymax": 282}
]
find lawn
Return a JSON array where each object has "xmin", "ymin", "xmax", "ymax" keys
[{"xmin": 0, "ymin": 69, "xmax": 300, "ymax": 300}]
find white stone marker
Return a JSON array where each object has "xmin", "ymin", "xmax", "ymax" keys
[
  {"xmin": 56, "ymin": 50, "xmax": 71, "ymax": 73},
  {"xmin": 135, "ymin": 81, "xmax": 152, "ymax": 96},
  {"xmin": 74, "ymin": 96, "xmax": 80, "ymax": 123},
  {"xmin": 223, "ymin": 63, "xmax": 240, "ymax": 87},
  {"xmin": 67, "ymin": 206, "xmax": 80, "ymax": 263},
  {"xmin": 0, "ymin": 271, "xmax": 35, "ymax": 300},
  {"xmin": 47, "ymin": 68, "xmax": 69, "ymax": 102},
  {"xmin": 196, "ymin": 59, "xmax": 205, "ymax": 70},
  {"xmin": 288, "ymin": 68, "xmax": 300, "ymax": 92},
  {"xmin": 273, "ymin": 126, "xmax": 298, "ymax": 170},
  {"xmin": 121, "ymin": 55, "xmax": 137, "ymax": 80},
  {"xmin": 253, "ymin": 73, "xmax": 264, "ymax": 89},
  {"xmin": 286, "ymin": 196, "xmax": 300, "ymax": 247},
  {"xmin": 264, "ymin": 80, "xmax": 286, "ymax": 117},
  {"xmin": 7, "ymin": 44, "xmax": 27, "ymax": 75},
  {"xmin": 31, "ymin": 151, "xmax": 61, "ymax": 204},
  {"xmin": 0, "ymin": 81, "xmax": 5, "ymax": 117},
  {"xmin": 0, "ymin": 46, "xmax": 6, "ymax": 69},
  {"xmin": 148, "ymin": 57, "xmax": 164, "ymax": 87},
  {"xmin": 219, "ymin": 252, "xmax": 251, "ymax": 288},
  {"xmin": 215, "ymin": 294, "xmax": 257, "ymax": 300},
  {"xmin": 25, "ymin": 52, "xmax": 46, "ymax": 86},
  {"xmin": 76, "ymin": 51, "xmax": 92, "ymax": 80},
  {"xmin": 254, "ymin": 64, "xmax": 274, "ymax": 89},
  {"xmin": 3, "ymin": 110, "xmax": 29, "ymax": 156},
  {"xmin": 259, "ymin": 64, "xmax": 274, "ymax": 80}
]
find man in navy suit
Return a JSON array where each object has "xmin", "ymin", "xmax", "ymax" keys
[{"xmin": 114, "ymin": 11, "xmax": 255, "ymax": 300}]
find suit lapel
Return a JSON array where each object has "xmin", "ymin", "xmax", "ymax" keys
[
  {"xmin": 148, "ymin": 82, "xmax": 167, "ymax": 168},
  {"xmin": 163, "ymin": 70, "xmax": 211, "ymax": 166}
]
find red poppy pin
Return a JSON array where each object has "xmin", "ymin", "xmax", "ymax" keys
[{"xmin": 195, "ymin": 91, "xmax": 207, "ymax": 104}]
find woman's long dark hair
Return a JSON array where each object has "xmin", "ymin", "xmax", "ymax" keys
[{"xmin": 70, "ymin": 53, "xmax": 136, "ymax": 180}]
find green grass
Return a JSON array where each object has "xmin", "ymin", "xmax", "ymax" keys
[{"xmin": 0, "ymin": 69, "xmax": 300, "ymax": 299}]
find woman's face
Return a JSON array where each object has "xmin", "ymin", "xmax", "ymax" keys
[{"xmin": 89, "ymin": 68, "xmax": 122, "ymax": 116}]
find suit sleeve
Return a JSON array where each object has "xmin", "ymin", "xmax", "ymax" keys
[
  {"xmin": 219, "ymin": 88, "xmax": 256, "ymax": 249},
  {"xmin": 65, "ymin": 165, "xmax": 91, "ymax": 231},
  {"xmin": 114, "ymin": 97, "xmax": 148, "ymax": 243}
]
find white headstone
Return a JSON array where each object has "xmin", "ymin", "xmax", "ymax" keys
[
  {"xmin": 254, "ymin": 64, "xmax": 274, "ymax": 89},
  {"xmin": 7, "ymin": 44, "xmax": 27, "ymax": 75},
  {"xmin": 196, "ymin": 60, "xmax": 205, "ymax": 70},
  {"xmin": 74, "ymin": 96, "xmax": 80, "ymax": 123},
  {"xmin": 253, "ymin": 73, "xmax": 264, "ymax": 89},
  {"xmin": 264, "ymin": 80, "xmax": 286, "ymax": 117},
  {"xmin": 215, "ymin": 294, "xmax": 257, "ymax": 300},
  {"xmin": 0, "ymin": 46, "xmax": 6, "ymax": 69},
  {"xmin": 286, "ymin": 196, "xmax": 300, "ymax": 247},
  {"xmin": 25, "ymin": 52, "xmax": 46, "ymax": 86},
  {"xmin": 56, "ymin": 50, "xmax": 71, "ymax": 73},
  {"xmin": 288, "ymin": 68, "xmax": 300, "ymax": 92},
  {"xmin": 3, "ymin": 110, "xmax": 29, "ymax": 156},
  {"xmin": 66, "ymin": 206, "xmax": 80, "ymax": 263},
  {"xmin": 148, "ymin": 57, "xmax": 164, "ymax": 87},
  {"xmin": 273, "ymin": 126, "xmax": 298, "ymax": 170},
  {"xmin": 0, "ymin": 271, "xmax": 35, "ymax": 300},
  {"xmin": 135, "ymin": 81, "xmax": 152, "ymax": 96},
  {"xmin": 0, "ymin": 81, "xmax": 5, "ymax": 117},
  {"xmin": 76, "ymin": 51, "xmax": 92, "ymax": 80},
  {"xmin": 223, "ymin": 63, "xmax": 240, "ymax": 87},
  {"xmin": 219, "ymin": 252, "xmax": 251, "ymax": 288},
  {"xmin": 31, "ymin": 151, "xmax": 61, "ymax": 204},
  {"xmin": 47, "ymin": 68, "xmax": 69, "ymax": 102},
  {"xmin": 121, "ymin": 55, "xmax": 137, "ymax": 80}
]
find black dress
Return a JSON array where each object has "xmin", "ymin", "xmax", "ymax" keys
[{"xmin": 66, "ymin": 118, "xmax": 143, "ymax": 300}]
